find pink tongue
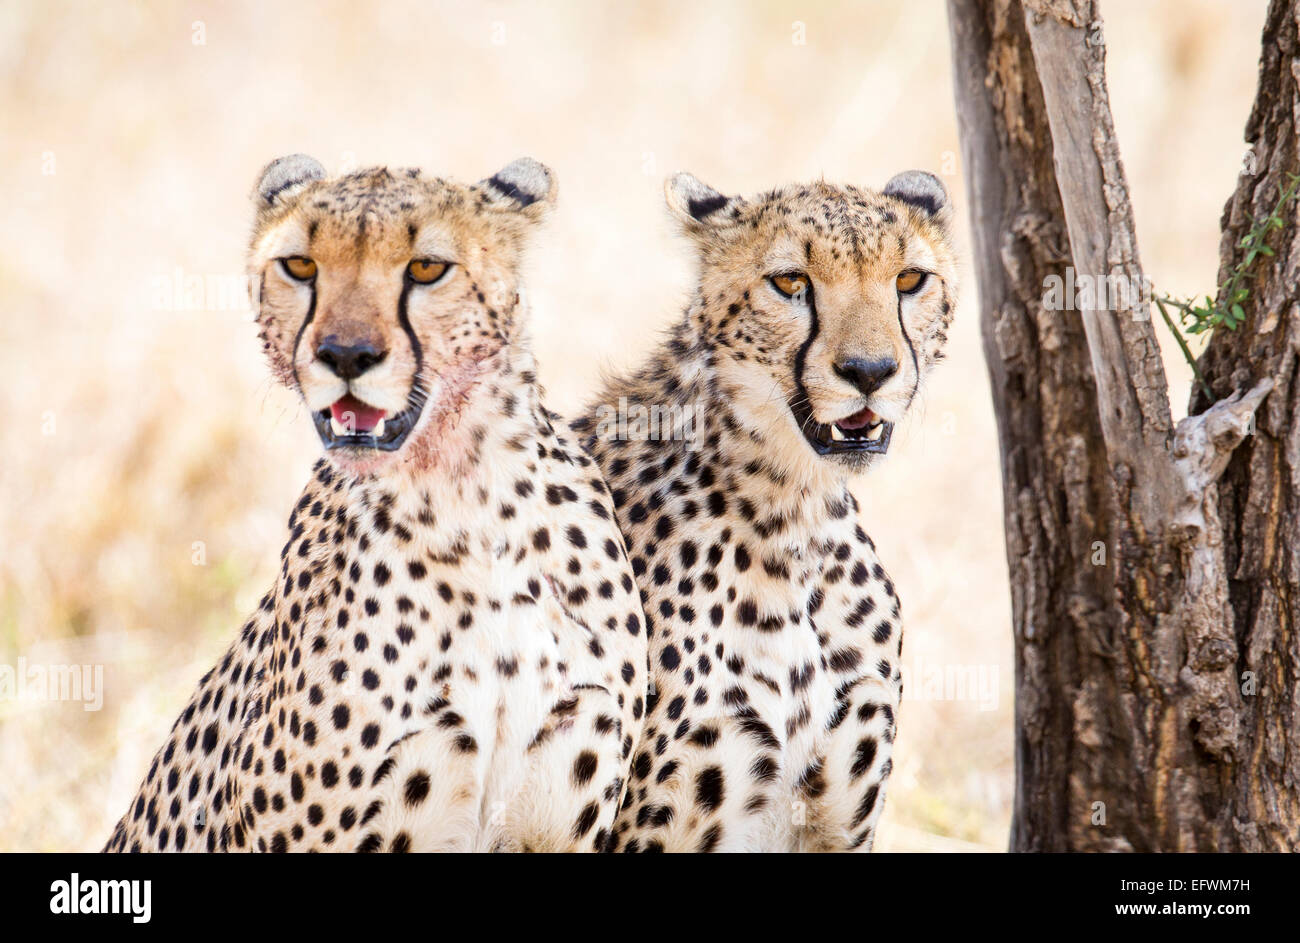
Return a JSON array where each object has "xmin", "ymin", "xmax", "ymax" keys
[
  {"xmin": 331, "ymin": 394, "xmax": 386, "ymax": 433},
  {"xmin": 836, "ymin": 407, "xmax": 877, "ymax": 431}
]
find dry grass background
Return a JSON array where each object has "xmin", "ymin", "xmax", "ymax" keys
[{"xmin": 0, "ymin": 0, "xmax": 1265, "ymax": 851}]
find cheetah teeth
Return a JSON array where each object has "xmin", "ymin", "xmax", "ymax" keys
[{"xmin": 830, "ymin": 420, "xmax": 885, "ymax": 441}]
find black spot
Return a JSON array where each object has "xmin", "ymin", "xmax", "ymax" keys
[
  {"xmin": 695, "ymin": 766, "xmax": 725, "ymax": 812},
  {"xmin": 404, "ymin": 772, "xmax": 431, "ymax": 805},
  {"xmin": 572, "ymin": 751, "xmax": 599, "ymax": 786},
  {"xmin": 852, "ymin": 784, "xmax": 880, "ymax": 828},
  {"xmin": 332, "ymin": 704, "xmax": 350, "ymax": 729},
  {"xmin": 572, "ymin": 801, "xmax": 600, "ymax": 839},
  {"xmin": 851, "ymin": 738, "xmax": 878, "ymax": 778}
]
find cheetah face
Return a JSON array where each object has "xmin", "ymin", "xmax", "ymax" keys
[
  {"xmin": 667, "ymin": 170, "xmax": 956, "ymax": 472},
  {"xmin": 247, "ymin": 156, "xmax": 555, "ymax": 476}
]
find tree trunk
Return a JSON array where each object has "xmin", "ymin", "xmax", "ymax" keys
[
  {"xmin": 1194, "ymin": 0, "xmax": 1300, "ymax": 851},
  {"xmin": 948, "ymin": 0, "xmax": 1298, "ymax": 851}
]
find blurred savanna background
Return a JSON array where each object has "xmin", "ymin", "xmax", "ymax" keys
[{"xmin": 0, "ymin": 0, "xmax": 1267, "ymax": 851}]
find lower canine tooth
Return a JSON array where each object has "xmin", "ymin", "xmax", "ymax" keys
[
  {"xmin": 829, "ymin": 425, "xmax": 845, "ymax": 442},
  {"xmin": 330, "ymin": 416, "xmax": 349, "ymax": 436},
  {"xmin": 867, "ymin": 424, "xmax": 883, "ymax": 441},
  {"xmin": 373, "ymin": 417, "xmax": 385, "ymax": 437}
]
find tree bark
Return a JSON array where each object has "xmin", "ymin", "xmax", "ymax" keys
[
  {"xmin": 1194, "ymin": 0, "xmax": 1300, "ymax": 852},
  {"xmin": 948, "ymin": 0, "xmax": 1297, "ymax": 850}
]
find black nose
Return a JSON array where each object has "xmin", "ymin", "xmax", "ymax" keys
[
  {"xmin": 316, "ymin": 337, "xmax": 386, "ymax": 380},
  {"xmin": 835, "ymin": 357, "xmax": 898, "ymax": 397}
]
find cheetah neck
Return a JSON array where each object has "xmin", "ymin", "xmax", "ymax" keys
[
  {"xmin": 265, "ymin": 347, "xmax": 566, "ymax": 664},
  {"xmin": 590, "ymin": 317, "xmax": 853, "ymax": 534}
]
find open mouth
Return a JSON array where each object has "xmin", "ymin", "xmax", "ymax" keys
[
  {"xmin": 311, "ymin": 389, "xmax": 426, "ymax": 452},
  {"xmin": 792, "ymin": 401, "xmax": 893, "ymax": 456}
]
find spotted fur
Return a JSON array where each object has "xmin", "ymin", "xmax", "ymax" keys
[
  {"xmin": 574, "ymin": 170, "xmax": 956, "ymax": 852},
  {"xmin": 104, "ymin": 158, "xmax": 647, "ymax": 852}
]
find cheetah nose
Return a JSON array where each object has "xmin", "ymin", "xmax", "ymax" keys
[
  {"xmin": 834, "ymin": 357, "xmax": 897, "ymax": 397},
  {"xmin": 316, "ymin": 337, "xmax": 387, "ymax": 380}
]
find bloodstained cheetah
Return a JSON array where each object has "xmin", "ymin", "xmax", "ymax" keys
[
  {"xmin": 574, "ymin": 169, "xmax": 955, "ymax": 851},
  {"xmin": 104, "ymin": 156, "xmax": 647, "ymax": 852}
]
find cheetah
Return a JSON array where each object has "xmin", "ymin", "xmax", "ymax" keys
[
  {"xmin": 104, "ymin": 156, "xmax": 648, "ymax": 852},
  {"xmin": 573, "ymin": 169, "xmax": 955, "ymax": 851}
]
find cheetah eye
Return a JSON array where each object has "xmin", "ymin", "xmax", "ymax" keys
[
  {"xmin": 770, "ymin": 272, "xmax": 810, "ymax": 299},
  {"xmin": 281, "ymin": 256, "xmax": 317, "ymax": 281},
  {"xmin": 407, "ymin": 260, "xmax": 450, "ymax": 285},
  {"xmin": 896, "ymin": 270, "xmax": 928, "ymax": 294}
]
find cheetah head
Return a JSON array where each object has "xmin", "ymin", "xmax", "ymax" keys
[
  {"xmin": 247, "ymin": 155, "xmax": 555, "ymax": 476},
  {"xmin": 667, "ymin": 170, "xmax": 955, "ymax": 473}
]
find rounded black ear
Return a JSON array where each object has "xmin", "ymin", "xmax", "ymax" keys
[
  {"xmin": 665, "ymin": 172, "xmax": 745, "ymax": 234},
  {"xmin": 883, "ymin": 170, "xmax": 952, "ymax": 235},
  {"xmin": 479, "ymin": 157, "xmax": 557, "ymax": 214},
  {"xmin": 253, "ymin": 154, "xmax": 326, "ymax": 210}
]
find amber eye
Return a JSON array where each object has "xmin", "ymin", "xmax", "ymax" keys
[
  {"xmin": 896, "ymin": 270, "xmax": 928, "ymax": 294},
  {"xmin": 770, "ymin": 273, "xmax": 810, "ymax": 298},
  {"xmin": 408, "ymin": 260, "xmax": 449, "ymax": 284},
  {"xmin": 281, "ymin": 256, "xmax": 317, "ymax": 281}
]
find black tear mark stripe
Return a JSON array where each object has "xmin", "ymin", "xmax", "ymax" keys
[
  {"xmin": 792, "ymin": 280, "xmax": 821, "ymax": 425},
  {"xmin": 487, "ymin": 175, "xmax": 538, "ymax": 207},
  {"xmin": 896, "ymin": 294, "xmax": 920, "ymax": 406},
  {"xmin": 396, "ymin": 279, "xmax": 424, "ymax": 388},
  {"xmin": 688, "ymin": 194, "xmax": 729, "ymax": 220},
  {"xmin": 290, "ymin": 280, "xmax": 319, "ymax": 394}
]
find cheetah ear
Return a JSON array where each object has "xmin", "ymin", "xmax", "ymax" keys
[
  {"xmin": 883, "ymin": 170, "xmax": 952, "ymax": 236},
  {"xmin": 253, "ymin": 154, "xmax": 326, "ymax": 210},
  {"xmin": 665, "ymin": 172, "xmax": 746, "ymax": 235},
  {"xmin": 479, "ymin": 157, "xmax": 557, "ymax": 218}
]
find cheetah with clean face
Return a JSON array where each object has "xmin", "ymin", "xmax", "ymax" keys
[
  {"xmin": 574, "ymin": 170, "xmax": 955, "ymax": 851},
  {"xmin": 104, "ymin": 156, "xmax": 647, "ymax": 852}
]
